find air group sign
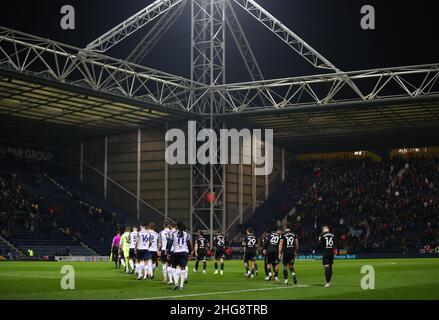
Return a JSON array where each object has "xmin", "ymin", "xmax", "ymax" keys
[{"xmin": 5, "ymin": 146, "xmax": 54, "ymax": 162}]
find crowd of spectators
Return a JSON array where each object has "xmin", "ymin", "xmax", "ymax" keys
[
  {"xmin": 62, "ymin": 188, "xmax": 122, "ymax": 247},
  {"xmin": 0, "ymin": 168, "xmax": 124, "ymax": 255},
  {"xmin": 246, "ymin": 156, "xmax": 439, "ymax": 254},
  {"xmin": 0, "ymin": 172, "xmax": 58, "ymax": 239}
]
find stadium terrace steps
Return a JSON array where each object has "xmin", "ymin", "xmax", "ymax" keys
[
  {"xmin": 0, "ymin": 234, "xmax": 23, "ymax": 257},
  {"xmin": 1, "ymin": 163, "xmax": 104, "ymax": 257},
  {"xmin": 39, "ymin": 170, "xmax": 137, "ymax": 255},
  {"xmin": 9, "ymin": 229, "xmax": 96, "ymax": 257},
  {"xmin": 68, "ymin": 230, "xmax": 99, "ymax": 256},
  {"xmin": 242, "ymin": 162, "xmax": 316, "ymax": 236}
]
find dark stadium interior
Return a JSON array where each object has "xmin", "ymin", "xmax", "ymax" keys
[
  {"xmin": 0, "ymin": 0, "xmax": 438, "ymax": 264},
  {"xmin": 1, "ymin": 0, "xmax": 439, "ymax": 304},
  {"xmin": 241, "ymin": 156, "xmax": 438, "ymax": 254}
]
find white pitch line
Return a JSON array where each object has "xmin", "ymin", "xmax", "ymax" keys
[
  {"xmin": 0, "ymin": 273, "xmax": 136, "ymax": 281},
  {"xmin": 130, "ymin": 284, "xmax": 311, "ymax": 300}
]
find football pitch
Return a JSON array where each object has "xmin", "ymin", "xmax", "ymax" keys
[{"xmin": 0, "ymin": 258, "xmax": 438, "ymax": 300}]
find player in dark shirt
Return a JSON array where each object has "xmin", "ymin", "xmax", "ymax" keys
[
  {"xmin": 213, "ymin": 230, "xmax": 227, "ymax": 275},
  {"xmin": 278, "ymin": 222, "xmax": 299, "ymax": 285},
  {"xmin": 193, "ymin": 231, "xmax": 209, "ymax": 274},
  {"xmin": 260, "ymin": 232, "xmax": 269, "ymax": 278},
  {"xmin": 313, "ymin": 226, "xmax": 336, "ymax": 287},
  {"xmin": 242, "ymin": 228, "xmax": 258, "ymax": 278},
  {"xmin": 263, "ymin": 227, "xmax": 282, "ymax": 282}
]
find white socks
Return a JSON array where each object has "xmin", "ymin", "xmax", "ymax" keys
[
  {"xmin": 147, "ymin": 261, "xmax": 153, "ymax": 278},
  {"xmin": 167, "ymin": 267, "xmax": 173, "ymax": 282},
  {"xmin": 180, "ymin": 269, "xmax": 187, "ymax": 287},
  {"xmin": 139, "ymin": 261, "xmax": 145, "ymax": 277},
  {"xmin": 173, "ymin": 268, "xmax": 181, "ymax": 286},
  {"xmin": 162, "ymin": 265, "xmax": 168, "ymax": 281}
]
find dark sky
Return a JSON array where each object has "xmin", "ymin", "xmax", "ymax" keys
[{"xmin": 0, "ymin": 0, "xmax": 438, "ymax": 82}]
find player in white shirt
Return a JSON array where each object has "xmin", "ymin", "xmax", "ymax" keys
[
  {"xmin": 158, "ymin": 223, "xmax": 172, "ymax": 283},
  {"xmin": 167, "ymin": 221, "xmax": 192, "ymax": 290},
  {"xmin": 166, "ymin": 223, "xmax": 178, "ymax": 285},
  {"xmin": 128, "ymin": 226, "xmax": 138, "ymax": 274},
  {"xmin": 147, "ymin": 223, "xmax": 159, "ymax": 279},
  {"xmin": 136, "ymin": 223, "xmax": 150, "ymax": 280},
  {"xmin": 185, "ymin": 233, "xmax": 192, "ymax": 282}
]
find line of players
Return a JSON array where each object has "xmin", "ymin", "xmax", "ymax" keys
[
  {"xmin": 242, "ymin": 223, "xmax": 335, "ymax": 287},
  {"xmin": 112, "ymin": 221, "xmax": 335, "ymax": 289},
  {"xmin": 115, "ymin": 221, "xmax": 192, "ymax": 290}
]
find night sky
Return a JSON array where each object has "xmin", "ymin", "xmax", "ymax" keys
[{"xmin": 0, "ymin": 0, "xmax": 438, "ymax": 82}]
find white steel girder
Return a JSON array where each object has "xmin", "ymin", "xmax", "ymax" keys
[
  {"xmin": 1, "ymin": 1, "xmax": 439, "ymax": 239},
  {"xmin": 86, "ymin": 0, "xmax": 185, "ymax": 53},
  {"xmin": 190, "ymin": 0, "xmax": 227, "ymax": 241}
]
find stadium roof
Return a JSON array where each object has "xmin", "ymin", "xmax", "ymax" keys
[
  {"xmin": 0, "ymin": 25, "xmax": 438, "ymax": 152},
  {"xmin": 2, "ymin": 66, "xmax": 439, "ymax": 151},
  {"xmin": 0, "ymin": 69, "xmax": 195, "ymax": 146},
  {"xmin": 225, "ymin": 96, "xmax": 439, "ymax": 152}
]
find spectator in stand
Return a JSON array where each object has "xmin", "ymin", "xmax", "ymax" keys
[{"xmin": 244, "ymin": 156, "xmax": 439, "ymax": 254}]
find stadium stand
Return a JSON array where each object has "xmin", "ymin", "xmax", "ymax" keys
[
  {"xmin": 240, "ymin": 156, "xmax": 439, "ymax": 254},
  {"xmin": 40, "ymin": 169, "xmax": 138, "ymax": 255},
  {"xmin": 9, "ymin": 230, "xmax": 95, "ymax": 257},
  {"xmin": 0, "ymin": 234, "xmax": 21, "ymax": 259},
  {"xmin": 2, "ymin": 154, "xmax": 438, "ymax": 258},
  {"xmin": 0, "ymin": 161, "xmax": 136, "ymax": 257}
]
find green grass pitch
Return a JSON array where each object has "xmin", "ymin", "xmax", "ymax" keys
[{"xmin": 0, "ymin": 258, "xmax": 438, "ymax": 300}]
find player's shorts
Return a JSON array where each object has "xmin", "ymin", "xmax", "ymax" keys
[
  {"xmin": 172, "ymin": 253, "xmax": 188, "ymax": 268},
  {"xmin": 129, "ymin": 248, "xmax": 136, "ymax": 259},
  {"xmin": 266, "ymin": 250, "xmax": 279, "ymax": 264},
  {"xmin": 122, "ymin": 248, "xmax": 130, "ymax": 259},
  {"xmin": 147, "ymin": 251, "xmax": 158, "ymax": 261},
  {"xmin": 214, "ymin": 248, "xmax": 225, "ymax": 260},
  {"xmin": 322, "ymin": 254, "xmax": 334, "ymax": 266},
  {"xmin": 244, "ymin": 250, "xmax": 257, "ymax": 262},
  {"xmin": 282, "ymin": 252, "xmax": 295, "ymax": 265},
  {"xmin": 197, "ymin": 249, "xmax": 207, "ymax": 260},
  {"xmin": 137, "ymin": 249, "xmax": 148, "ymax": 260},
  {"xmin": 112, "ymin": 247, "xmax": 119, "ymax": 261},
  {"xmin": 167, "ymin": 252, "xmax": 173, "ymax": 264},
  {"xmin": 160, "ymin": 250, "xmax": 167, "ymax": 264}
]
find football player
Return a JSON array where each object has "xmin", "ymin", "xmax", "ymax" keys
[
  {"xmin": 263, "ymin": 227, "xmax": 282, "ymax": 282},
  {"xmin": 278, "ymin": 223, "xmax": 299, "ymax": 285},
  {"xmin": 166, "ymin": 222, "xmax": 178, "ymax": 285},
  {"xmin": 242, "ymin": 228, "xmax": 257, "ymax": 278},
  {"xmin": 128, "ymin": 226, "xmax": 138, "ymax": 274},
  {"xmin": 167, "ymin": 221, "xmax": 192, "ymax": 290},
  {"xmin": 136, "ymin": 223, "xmax": 150, "ymax": 280},
  {"xmin": 158, "ymin": 223, "xmax": 171, "ymax": 282},
  {"xmin": 146, "ymin": 223, "xmax": 159, "ymax": 279},
  {"xmin": 194, "ymin": 231, "xmax": 209, "ymax": 274},
  {"xmin": 313, "ymin": 226, "xmax": 336, "ymax": 287},
  {"xmin": 119, "ymin": 226, "xmax": 131, "ymax": 273},
  {"xmin": 213, "ymin": 230, "xmax": 227, "ymax": 275}
]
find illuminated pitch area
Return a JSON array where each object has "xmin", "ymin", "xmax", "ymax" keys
[{"xmin": 0, "ymin": 259, "xmax": 438, "ymax": 300}]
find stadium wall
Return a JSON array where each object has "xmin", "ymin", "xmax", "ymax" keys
[
  {"xmin": 68, "ymin": 125, "xmax": 286, "ymax": 233},
  {"xmin": 226, "ymin": 144, "xmax": 284, "ymax": 233},
  {"xmin": 71, "ymin": 126, "xmax": 190, "ymax": 227}
]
